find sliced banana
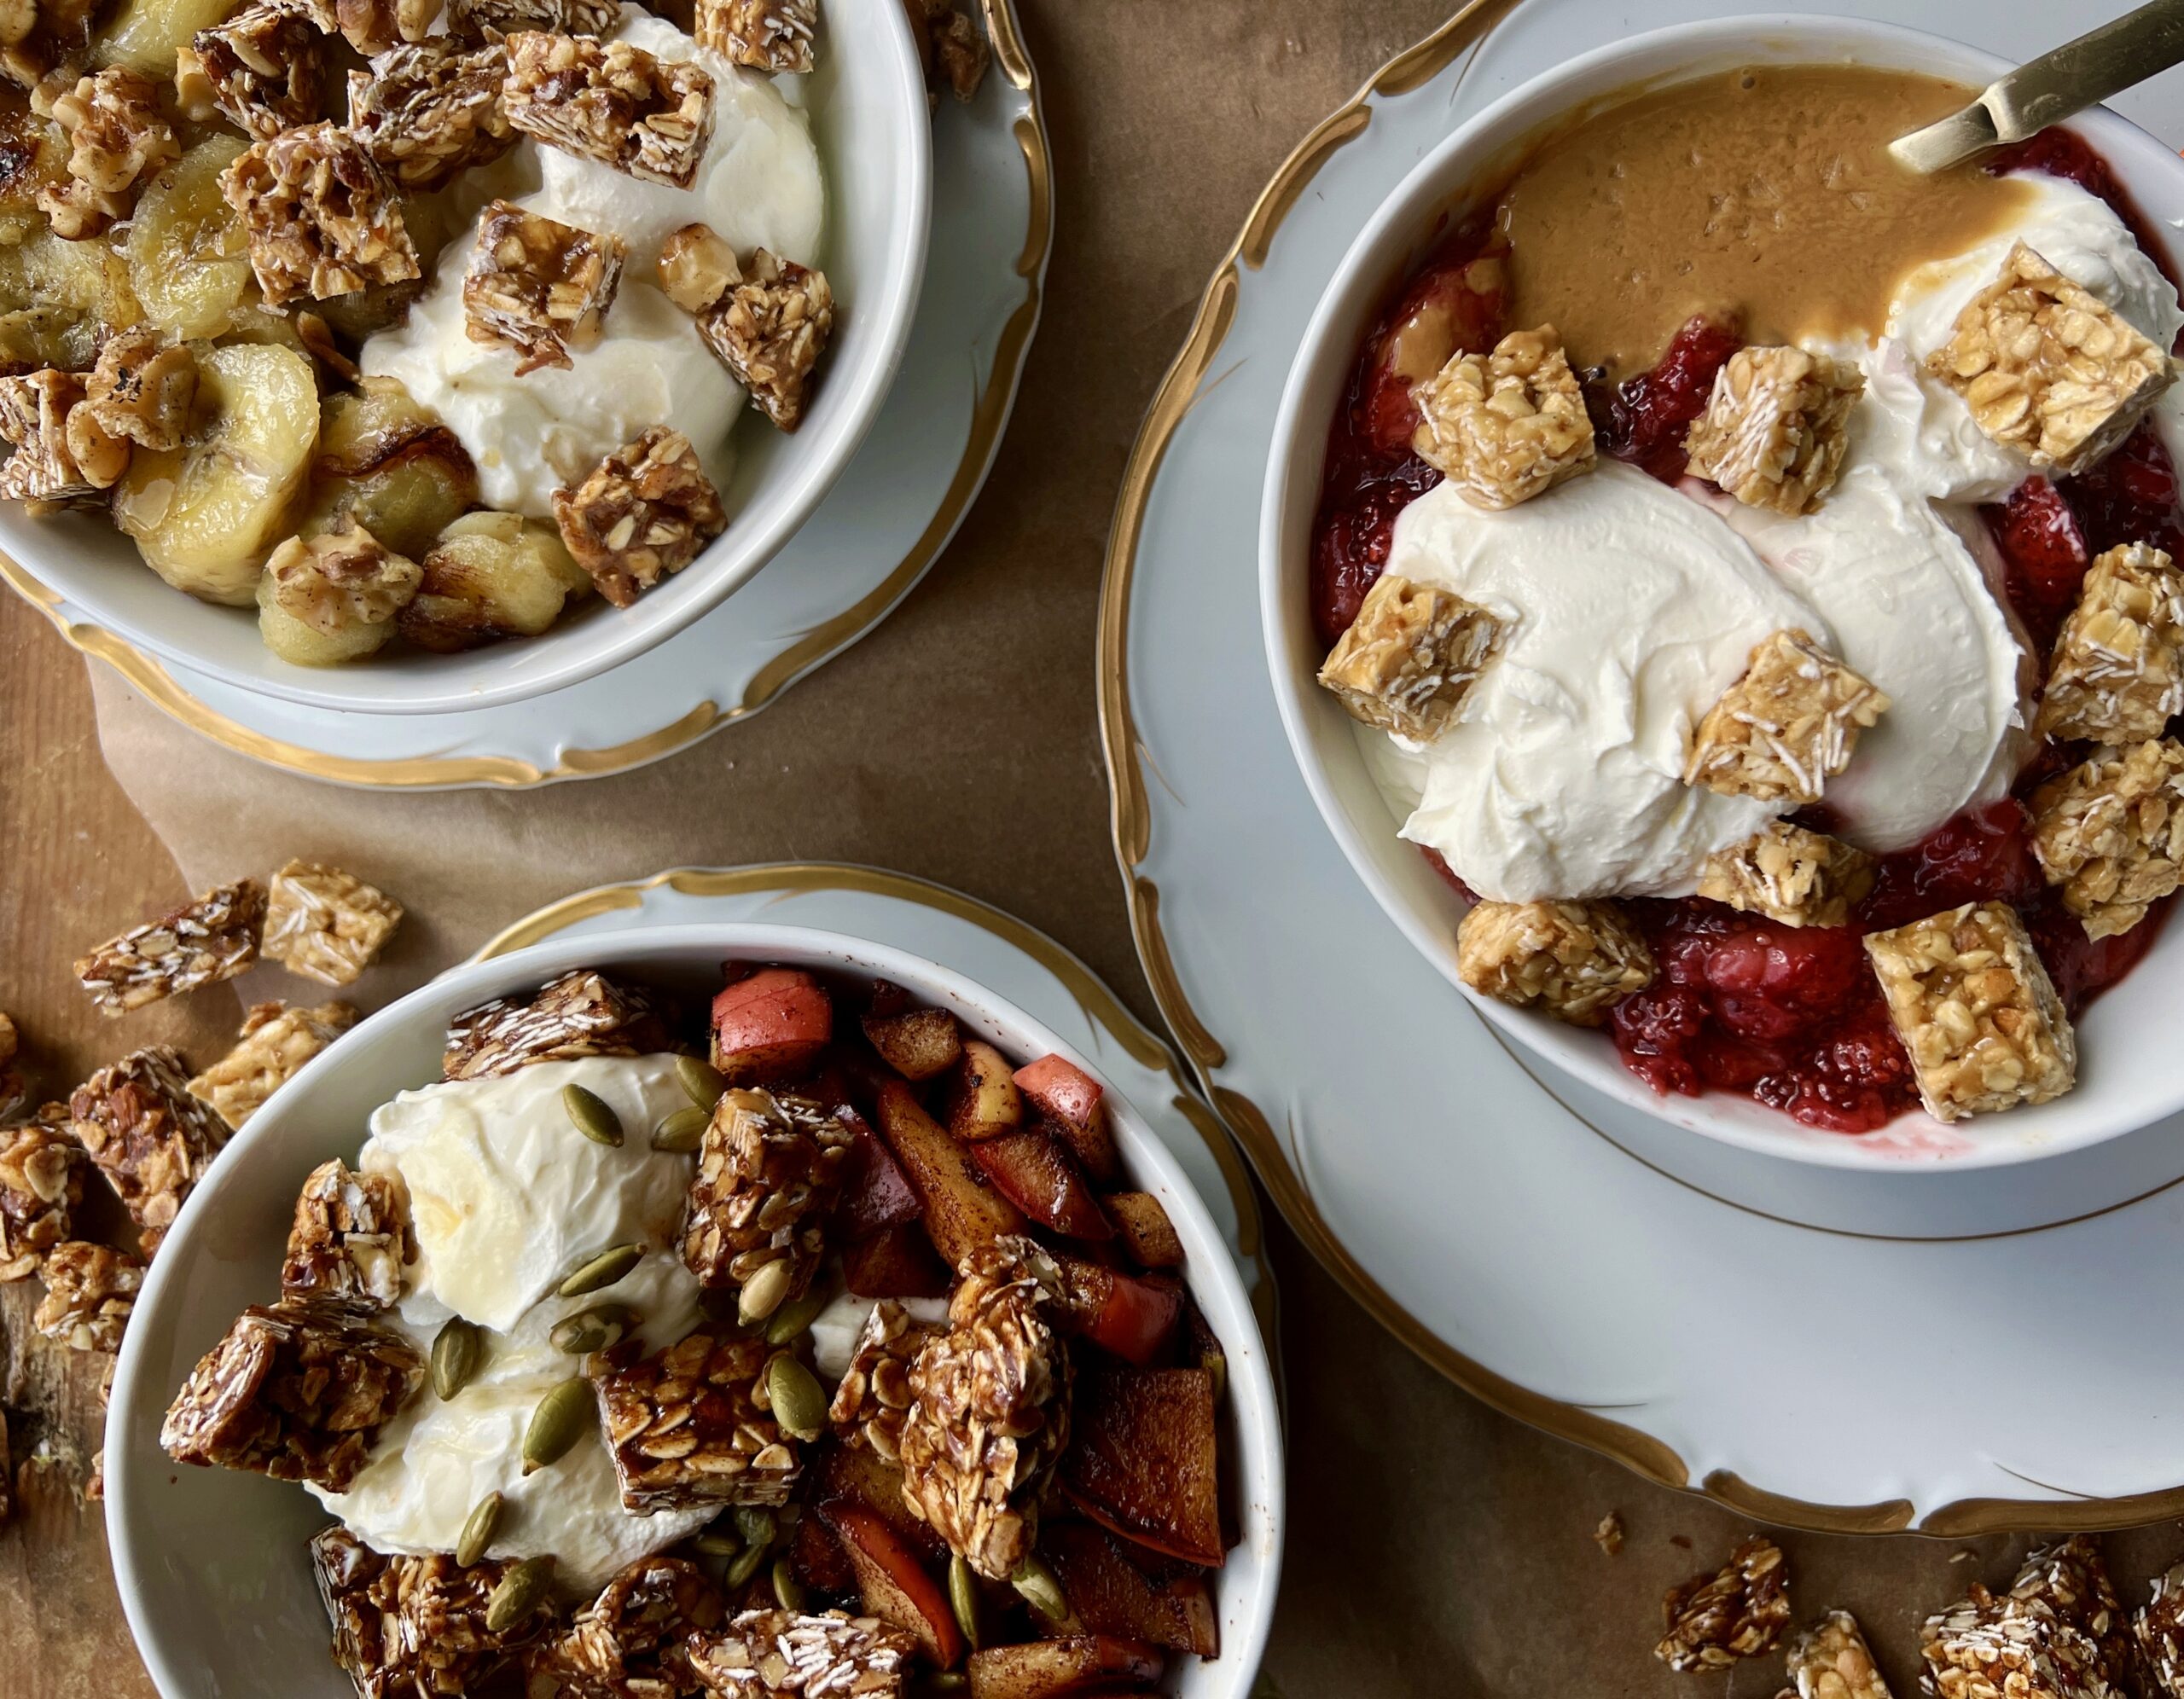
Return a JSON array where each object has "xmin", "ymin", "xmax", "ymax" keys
[
  {"xmin": 94, "ymin": 0, "xmax": 236, "ymax": 78},
  {"xmin": 127, "ymin": 137, "xmax": 253, "ymax": 340},
  {"xmin": 398, "ymin": 510, "xmax": 592, "ymax": 652}
]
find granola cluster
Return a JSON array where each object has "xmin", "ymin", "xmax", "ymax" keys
[
  {"xmin": 1923, "ymin": 1537, "xmax": 2132, "ymax": 1699},
  {"xmin": 2030, "ymin": 739, "xmax": 2184, "ymax": 941},
  {"xmin": 0, "ymin": 1114, "xmax": 83, "ymax": 1280},
  {"xmin": 2138, "ymin": 1560, "xmax": 2184, "ymax": 1698},
  {"xmin": 827, "ymin": 1297, "xmax": 932, "ymax": 1463},
  {"xmin": 1655, "ymin": 1534, "xmax": 1791, "ymax": 1673},
  {"xmin": 188, "ymin": 1000, "xmax": 359, "ymax": 1129},
  {"xmin": 684, "ymin": 1610, "xmax": 916, "ymax": 1697},
  {"xmin": 313, "ymin": 1525, "xmax": 552, "ymax": 1699},
  {"xmin": 1410, "ymin": 325, "xmax": 1597, "ymax": 509},
  {"xmin": 74, "ymin": 877, "xmax": 264, "ymax": 1016},
  {"xmin": 463, "ymin": 199, "xmax": 626, "ymax": 375},
  {"xmin": 594, "ymin": 1328, "xmax": 799, "ymax": 1512},
  {"xmin": 682, "ymin": 1087, "xmax": 855, "ymax": 1300},
  {"xmin": 2038, "ymin": 542, "xmax": 2184, "ymax": 745},
  {"xmin": 503, "ymin": 32, "xmax": 717, "ymax": 190},
  {"xmin": 1684, "ymin": 344, "xmax": 1864, "ymax": 514},
  {"xmin": 1697, "ymin": 821, "xmax": 1877, "ymax": 929},
  {"xmin": 0, "ymin": 368, "xmax": 99, "ymax": 507},
  {"xmin": 71, "ymin": 1045, "xmax": 231, "ymax": 1255},
  {"xmin": 1316, "ymin": 571, "xmax": 1501, "ymax": 741},
  {"xmin": 346, "ymin": 38, "xmax": 514, "ymax": 192},
  {"xmin": 222, "ymin": 122, "xmax": 421, "ymax": 307},
  {"xmin": 527, "ymin": 1556, "xmax": 723, "ymax": 1697},
  {"xmin": 900, "ymin": 0, "xmax": 988, "ymax": 103},
  {"xmin": 1786, "ymin": 1610, "xmax": 1892, "ymax": 1699},
  {"xmin": 697, "ymin": 0, "xmax": 819, "ymax": 72},
  {"xmin": 1684, "ymin": 629, "xmax": 1890, "ymax": 805},
  {"xmin": 188, "ymin": 0, "xmax": 331, "ymax": 141},
  {"xmin": 263, "ymin": 859, "xmax": 404, "ymax": 986},
  {"xmin": 30, "ymin": 1238, "xmax": 142, "ymax": 1350},
  {"xmin": 551, "ymin": 426, "xmax": 729, "ymax": 607},
  {"xmin": 279, "ymin": 1156, "xmax": 408, "ymax": 1307},
  {"xmin": 1455, "ymin": 899, "xmax": 1654, "ymax": 1027},
  {"xmin": 700, "ymin": 249, "xmax": 834, "ymax": 432},
  {"xmin": 444, "ymin": 967, "xmax": 674, "ymax": 1079}
]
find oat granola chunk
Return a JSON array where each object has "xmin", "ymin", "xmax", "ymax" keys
[
  {"xmin": 348, "ymin": 38, "xmax": 514, "ymax": 192},
  {"xmin": 1925, "ymin": 1571, "xmax": 2121, "ymax": 1699},
  {"xmin": 695, "ymin": 0, "xmax": 817, "ymax": 72},
  {"xmin": 1656, "ymin": 1535, "xmax": 1791, "ymax": 1673},
  {"xmin": 66, "ymin": 329, "xmax": 195, "ymax": 485},
  {"xmin": 697, "ymin": 248, "xmax": 833, "ymax": 432},
  {"xmin": 827, "ymin": 1298, "xmax": 935, "ymax": 1464},
  {"xmin": 2137, "ymin": 1561, "xmax": 2184, "ymax": 1697},
  {"xmin": 2031, "ymin": 739, "xmax": 2184, "ymax": 940},
  {"xmin": 1455, "ymin": 899, "xmax": 1653, "ymax": 1027},
  {"xmin": 0, "ymin": 1116, "xmax": 82, "ymax": 1281},
  {"xmin": 2038, "ymin": 542, "xmax": 2184, "ymax": 744},
  {"xmin": 75, "ymin": 878, "xmax": 264, "ymax": 1017},
  {"xmin": 1787, "ymin": 1611, "xmax": 1893, "ymax": 1699},
  {"xmin": 1698, "ymin": 821, "xmax": 1878, "ymax": 929},
  {"xmin": 463, "ymin": 200, "xmax": 627, "ymax": 376},
  {"xmin": 189, "ymin": 0, "xmax": 333, "ymax": 142},
  {"xmin": 0, "ymin": 369, "xmax": 97, "ymax": 508},
  {"xmin": 444, "ymin": 968, "xmax": 673, "ymax": 1079},
  {"xmin": 312, "ymin": 1525, "xmax": 554, "ymax": 1699},
  {"xmin": 1316, "ymin": 571, "xmax": 1501, "ymax": 741},
  {"xmin": 188, "ymin": 1000, "xmax": 358, "ymax": 1131},
  {"xmin": 898, "ymin": 1238, "xmax": 1071, "ymax": 1581},
  {"xmin": 1864, "ymin": 902, "xmax": 2077, "ymax": 1122},
  {"xmin": 445, "ymin": 0, "xmax": 618, "ymax": 38},
  {"xmin": 1410, "ymin": 326, "xmax": 1596, "ymax": 509},
  {"xmin": 264, "ymin": 525, "xmax": 425, "ymax": 647},
  {"xmin": 682, "ymin": 1087, "xmax": 855, "ymax": 1302},
  {"xmin": 593, "ymin": 1328, "xmax": 799, "ymax": 1512},
  {"xmin": 71, "ymin": 1046, "xmax": 230, "ymax": 1255},
  {"xmin": 331, "ymin": 0, "xmax": 441, "ymax": 54},
  {"xmin": 686, "ymin": 1609, "xmax": 917, "ymax": 1697},
  {"xmin": 526, "ymin": 1555, "xmax": 724, "ymax": 1698},
  {"xmin": 35, "ymin": 66, "xmax": 176, "ymax": 239},
  {"xmin": 2010, "ymin": 1537, "xmax": 2135, "ymax": 1690},
  {"xmin": 264, "ymin": 859, "xmax": 405, "ymax": 987},
  {"xmin": 1684, "ymin": 629, "xmax": 1890, "ymax": 805},
  {"xmin": 279, "ymin": 1156, "xmax": 408, "ymax": 1309},
  {"xmin": 552, "ymin": 426, "xmax": 728, "ymax": 607},
  {"xmin": 160, "ymin": 1299, "xmax": 424, "ymax": 1489},
  {"xmin": 1685, "ymin": 345, "xmax": 1865, "ymax": 515},
  {"xmin": 223, "ymin": 123, "xmax": 421, "ymax": 307},
  {"xmin": 32, "ymin": 1239, "xmax": 141, "ymax": 1350},
  {"xmin": 900, "ymin": 0, "xmax": 985, "ymax": 103},
  {"xmin": 502, "ymin": 32, "xmax": 717, "ymax": 190}
]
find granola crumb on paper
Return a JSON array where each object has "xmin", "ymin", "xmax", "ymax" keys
[
  {"xmin": 262, "ymin": 860, "xmax": 404, "ymax": 987},
  {"xmin": 1656, "ymin": 1534, "xmax": 1792, "ymax": 1673},
  {"xmin": 1593, "ymin": 1511, "xmax": 1625, "ymax": 1557}
]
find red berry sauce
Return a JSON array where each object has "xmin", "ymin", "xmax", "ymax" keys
[{"xmin": 1586, "ymin": 314, "xmax": 1745, "ymax": 485}]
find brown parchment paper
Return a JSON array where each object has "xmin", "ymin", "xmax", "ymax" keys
[{"xmin": 73, "ymin": 3, "xmax": 2184, "ymax": 1694}]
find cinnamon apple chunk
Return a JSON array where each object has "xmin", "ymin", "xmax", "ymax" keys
[
  {"xmin": 712, "ymin": 967, "xmax": 833, "ymax": 1085},
  {"xmin": 872, "ymin": 1079, "xmax": 1024, "ymax": 1269},
  {"xmin": 950, "ymin": 1039, "xmax": 1025, "ymax": 1140},
  {"xmin": 1014, "ymin": 1055, "xmax": 1118, "ymax": 1183},
  {"xmin": 966, "ymin": 1636, "xmax": 1165, "ymax": 1699},
  {"xmin": 1061, "ymin": 1366, "xmax": 1224, "ymax": 1569}
]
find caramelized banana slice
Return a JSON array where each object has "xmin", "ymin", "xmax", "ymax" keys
[
  {"xmin": 397, "ymin": 510, "xmax": 590, "ymax": 652},
  {"xmin": 127, "ymin": 136, "xmax": 254, "ymax": 340}
]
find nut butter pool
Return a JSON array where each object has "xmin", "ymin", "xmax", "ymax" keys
[{"xmin": 1496, "ymin": 64, "xmax": 2035, "ymax": 375}]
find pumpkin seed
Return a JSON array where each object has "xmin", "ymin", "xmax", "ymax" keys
[
  {"xmin": 562, "ymin": 1083, "xmax": 624, "ymax": 1147},
  {"xmin": 1010, "ymin": 1555, "xmax": 1069, "ymax": 1624},
  {"xmin": 764, "ymin": 1287, "xmax": 830, "ymax": 1347},
  {"xmin": 734, "ymin": 1506, "xmax": 777, "ymax": 1549},
  {"xmin": 676, "ymin": 1054, "xmax": 726, "ymax": 1108},
  {"xmin": 651, "ymin": 1105, "xmax": 709, "ymax": 1153},
  {"xmin": 431, "ymin": 1318, "xmax": 482, "ymax": 1401},
  {"xmin": 521, "ymin": 1377, "xmax": 592, "ymax": 1475},
  {"xmin": 725, "ymin": 1537, "xmax": 770, "ymax": 1588},
  {"xmin": 948, "ymin": 1553, "xmax": 981, "ymax": 1652},
  {"xmin": 770, "ymin": 1554, "xmax": 806, "ymax": 1613},
  {"xmin": 737, "ymin": 1257, "xmax": 793, "ymax": 1325},
  {"xmin": 549, "ymin": 1302, "xmax": 637, "ymax": 1356},
  {"xmin": 456, "ymin": 1492, "xmax": 503, "ymax": 1568},
  {"xmin": 485, "ymin": 1555, "xmax": 555, "ymax": 1633},
  {"xmin": 691, "ymin": 1531, "xmax": 741, "ymax": 1558},
  {"xmin": 558, "ymin": 1242, "xmax": 642, "ymax": 1297},
  {"xmin": 1200, "ymin": 1345, "xmax": 1228, "ymax": 1406},
  {"xmin": 764, "ymin": 1352, "xmax": 828, "ymax": 1441}
]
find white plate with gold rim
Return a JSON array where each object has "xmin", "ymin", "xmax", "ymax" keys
[
  {"xmin": 1101, "ymin": 0, "xmax": 2184, "ymax": 1532},
  {"xmin": 1, "ymin": 2, "xmax": 1048, "ymax": 789}
]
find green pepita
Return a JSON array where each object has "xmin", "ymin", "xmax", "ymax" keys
[
  {"xmin": 733, "ymin": 1505, "xmax": 777, "ymax": 1549},
  {"xmin": 1200, "ymin": 1346, "xmax": 1228, "ymax": 1406},
  {"xmin": 764, "ymin": 1287, "xmax": 830, "ymax": 1347},
  {"xmin": 651, "ymin": 1105, "xmax": 709, "ymax": 1153},
  {"xmin": 431, "ymin": 1318, "xmax": 482, "ymax": 1401},
  {"xmin": 521, "ymin": 1377, "xmax": 593, "ymax": 1476},
  {"xmin": 456, "ymin": 1492, "xmax": 503, "ymax": 1568},
  {"xmin": 558, "ymin": 1242, "xmax": 642, "ymax": 1298},
  {"xmin": 562, "ymin": 1083, "xmax": 624, "ymax": 1147},
  {"xmin": 770, "ymin": 1554, "xmax": 806, "ymax": 1613},
  {"xmin": 725, "ymin": 1537, "xmax": 770, "ymax": 1589},
  {"xmin": 549, "ymin": 1302, "xmax": 638, "ymax": 1355},
  {"xmin": 764, "ymin": 1352, "xmax": 828, "ymax": 1441},
  {"xmin": 738, "ymin": 1257, "xmax": 793, "ymax": 1325},
  {"xmin": 691, "ymin": 1531, "xmax": 741, "ymax": 1558},
  {"xmin": 484, "ymin": 1555, "xmax": 555, "ymax": 1634},
  {"xmin": 947, "ymin": 1553, "xmax": 981, "ymax": 1652},
  {"xmin": 676, "ymin": 1054, "xmax": 726, "ymax": 1108},
  {"xmin": 1010, "ymin": 1554, "xmax": 1070, "ymax": 1624}
]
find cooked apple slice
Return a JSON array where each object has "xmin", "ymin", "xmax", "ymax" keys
[
  {"xmin": 1048, "ymin": 1253, "xmax": 1181, "ymax": 1366},
  {"xmin": 970, "ymin": 1128, "xmax": 1112, "ymax": 1241},
  {"xmin": 1040, "ymin": 1525, "xmax": 1218, "ymax": 1657},
  {"xmin": 1014, "ymin": 1057, "xmax": 1118, "ymax": 1183},
  {"xmin": 822, "ymin": 1504, "xmax": 964, "ymax": 1667},
  {"xmin": 965, "ymin": 1636, "xmax": 1164, "ymax": 1699},
  {"xmin": 842, "ymin": 1220, "xmax": 950, "ymax": 1299},
  {"xmin": 1101, "ymin": 1193, "xmax": 1182, "ymax": 1269},
  {"xmin": 787, "ymin": 1504, "xmax": 857, "ymax": 1594},
  {"xmin": 839, "ymin": 1116, "xmax": 923, "ymax": 1240},
  {"xmin": 863, "ymin": 1006, "xmax": 963, "ymax": 1081},
  {"xmin": 711, "ymin": 967, "xmax": 833, "ymax": 1084},
  {"xmin": 1061, "ymin": 1367, "xmax": 1223, "ymax": 1569},
  {"xmin": 816, "ymin": 1442, "xmax": 948, "ymax": 1562},
  {"xmin": 950, "ymin": 1040, "xmax": 1025, "ymax": 1140},
  {"xmin": 873, "ymin": 1080, "xmax": 1024, "ymax": 1268}
]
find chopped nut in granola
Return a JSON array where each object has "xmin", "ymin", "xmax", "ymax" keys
[
  {"xmin": 898, "ymin": 1238, "xmax": 1071, "ymax": 1581},
  {"xmin": 694, "ymin": 0, "xmax": 817, "ymax": 73},
  {"xmin": 526, "ymin": 1555, "xmax": 723, "ymax": 1697},
  {"xmin": 31, "ymin": 1238, "xmax": 141, "ymax": 1350},
  {"xmin": 1316, "ymin": 571, "xmax": 1501, "ymax": 741},
  {"xmin": 827, "ymin": 1298, "xmax": 934, "ymax": 1464},
  {"xmin": 189, "ymin": 1000, "xmax": 359, "ymax": 1131},
  {"xmin": 1410, "ymin": 325, "xmax": 1596, "ymax": 509},
  {"xmin": 264, "ymin": 524, "xmax": 425, "ymax": 647},
  {"xmin": 594, "ymin": 1328, "xmax": 799, "ymax": 1512},
  {"xmin": 75, "ymin": 878, "xmax": 264, "ymax": 1017},
  {"xmin": 223, "ymin": 123, "xmax": 421, "ymax": 307},
  {"xmin": 900, "ymin": 0, "xmax": 985, "ymax": 103},
  {"xmin": 1684, "ymin": 345, "xmax": 1864, "ymax": 515},
  {"xmin": 0, "ymin": 1114, "xmax": 82, "ymax": 1281},
  {"xmin": 66, "ymin": 329, "xmax": 196, "ymax": 486},
  {"xmin": 35, "ymin": 66, "xmax": 176, "ymax": 239},
  {"xmin": 1928, "ymin": 242, "xmax": 2175, "ymax": 476},
  {"xmin": 1656, "ymin": 1535, "xmax": 1791, "ymax": 1673},
  {"xmin": 695, "ymin": 248, "xmax": 833, "ymax": 432},
  {"xmin": 0, "ymin": 369, "xmax": 97, "ymax": 508},
  {"xmin": 264, "ymin": 859, "xmax": 405, "ymax": 987},
  {"xmin": 2037, "ymin": 542, "xmax": 2184, "ymax": 744},
  {"xmin": 331, "ymin": 0, "xmax": 441, "ymax": 54},
  {"xmin": 682, "ymin": 1087, "xmax": 855, "ymax": 1302},
  {"xmin": 1787, "ymin": 1611, "xmax": 1892, "ymax": 1699},
  {"xmin": 71, "ymin": 1046, "xmax": 229, "ymax": 1255},
  {"xmin": 160, "ymin": 1299, "xmax": 423, "ymax": 1489},
  {"xmin": 1455, "ymin": 899, "xmax": 1654, "ymax": 1027},
  {"xmin": 281, "ymin": 1155, "xmax": 408, "ymax": 1308},
  {"xmin": 190, "ymin": 0, "xmax": 333, "ymax": 141},
  {"xmin": 2030, "ymin": 739, "xmax": 2184, "ymax": 940},
  {"xmin": 551, "ymin": 426, "xmax": 728, "ymax": 607},
  {"xmin": 1864, "ymin": 902, "xmax": 2077, "ymax": 1122},
  {"xmin": 502, "ymin": 32, "xmax": 717, "ymax": 190},
  {"xmin": 2137, "ymin": 1560, "xmax": 2184, "ymax": 1698},
  {"xmin": 313, "ymin": 1524, "xmax": 553, "ymax": 1699},
  {"xmin": 1698, "ymin": 821, "xmax": 1878, "ymax": 928},
  {"xmin": 463, "ymin": 200, "xmax": 627, "ymax": 375},
  {"xmin": 685, "ymin": 1609, "xmax": 917, "ymax": 1697},
  {"xmin": 1684, "ymin": 629, "xmax": 1890, "ymax": 804},
  {"xmin": 348, "ymin": 38, "xmax": 514, "ymax": 192},
  {"xmin": 657, "ymin": 222, "xmax": 741, "ymax": 315},
  {"xmin": 444, "ymin": 968, "xmax": 673, "ymax": 1080}
]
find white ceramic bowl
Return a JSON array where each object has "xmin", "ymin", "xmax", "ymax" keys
[
  {"xmin": 3, "ymin": 0, "xmax": 931, "ymax": 716},
  {"xmin": 1261, "ymin": 14, "xmax": 2184, "ymax": 1170},
  {"xmin": 105, "ymin": 924, "xmax": 1282, "ymax": 1699}
]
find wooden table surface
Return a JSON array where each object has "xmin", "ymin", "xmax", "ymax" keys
[{"xmin": 3, "ymin": 3, "xmax": 2178, "ymax": 1695}]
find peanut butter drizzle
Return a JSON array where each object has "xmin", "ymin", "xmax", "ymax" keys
[{"xmin": 1497, "ymin": 65, "xmax": 2036, "ymax": 376}]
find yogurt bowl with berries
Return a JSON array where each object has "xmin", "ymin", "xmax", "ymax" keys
[{"xmin": 1262, "ymin": 15, "xmax": 2184, "ymax": 1168}]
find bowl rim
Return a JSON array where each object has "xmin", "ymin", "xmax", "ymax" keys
[
  {"xmin": 1258, "ymin": 10, "xmax": 2184, "ymax": 1171},
  {"xmin": 105, "ymin": 920, "xmax": 1285, "ymax": 1699},
  {"xmin": 20, "ymin": 0, "xmax": 934, "ymax": 719}
]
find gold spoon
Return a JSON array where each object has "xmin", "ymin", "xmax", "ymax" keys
[{"xmin": 1891, "ymin": 0, "xmax": 2184, "ymax": 173}]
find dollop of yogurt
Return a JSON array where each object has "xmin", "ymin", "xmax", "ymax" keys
[{"xmin": 308, "ymin": 1055, "xmax": 712, "ymax": 1593}]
